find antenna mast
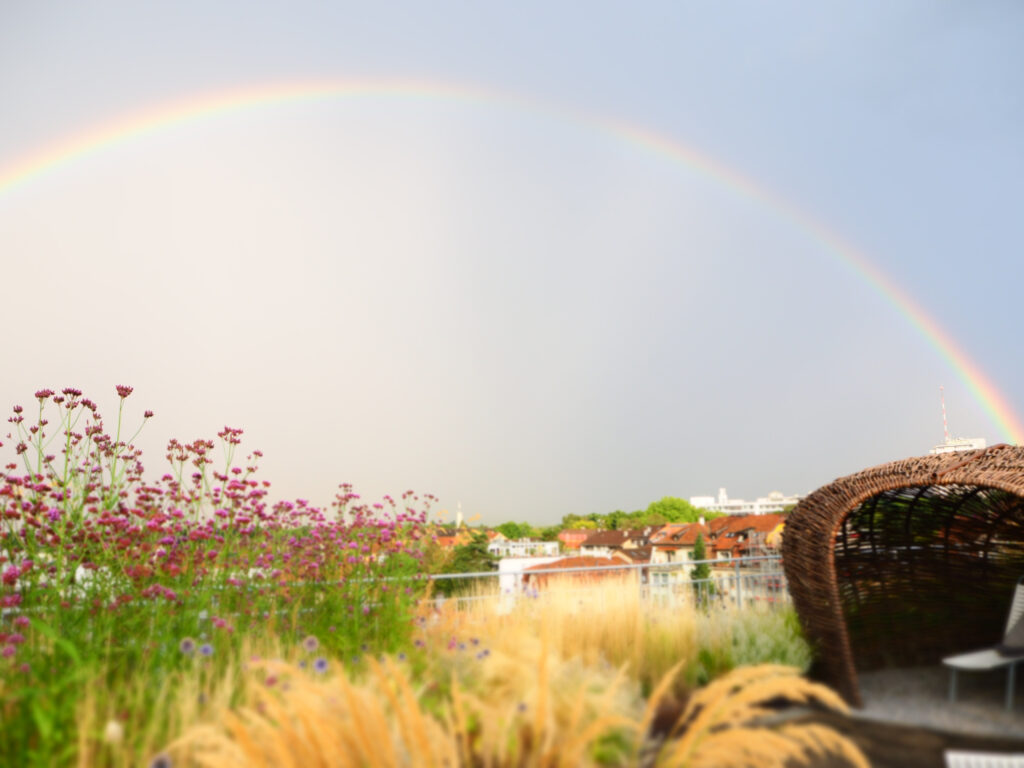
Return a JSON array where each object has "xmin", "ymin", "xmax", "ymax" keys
[{"xmin": 940, "ymin": 386, "xmax": 951, "ymax": 444}]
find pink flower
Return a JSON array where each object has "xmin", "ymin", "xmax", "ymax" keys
[{"xmin": 115, "ymin": 385, "xmax": 133, "ymax": 398}]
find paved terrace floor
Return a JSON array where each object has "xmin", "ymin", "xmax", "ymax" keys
[{"xmin": 855, "ymin": 665, "xmax": 1023, "ymax": 738}]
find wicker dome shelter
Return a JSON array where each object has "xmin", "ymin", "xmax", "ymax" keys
[{"xmin": 782, "ymin": 444, "xmax": 1024, "ymax": 706}]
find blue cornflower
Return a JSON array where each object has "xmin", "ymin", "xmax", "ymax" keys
[{"xmin": 199, "ymin": 643, "xmax": 213, "ymax": 657}]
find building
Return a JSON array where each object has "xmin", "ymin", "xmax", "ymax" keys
[
  {"xmin": 928, "ymin": 387, "xmax": 986, "ymax": 455},
  {"xmin": 689, "ymin": 488, "xmax": 803, "ymax": 516},
  {"xmin": 579, "ymin": 528, "xmax": 659, "ymax": 558},
  {"xmin": 649, "ymin": 523, "xmax": 709, "ymax": 565},
  {"xmin": 929, "ymin": 437, "xmax": 986, "ymax": 455},
  {"xmin": 497, "ymin": 555, "xmax": 563, "ymax": 595},
  {"xmin": 487, "ymin": 538, "xmax": 559, "ymax": 558},
  {"xmin": 521, "ymin": 556, "xmax": 634, "ymax": 589},
  {"xmin": 556, "ymin": 529, "xmax": 592, "ymax": 550}
]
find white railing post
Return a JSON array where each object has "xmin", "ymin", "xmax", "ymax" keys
[{"xmin": 734, "ymin": 558, "xmax": 742, "ymax": 610}]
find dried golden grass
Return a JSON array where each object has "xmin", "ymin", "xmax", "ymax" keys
[
  {"xmin": 419, "ymin": 577, "xmax": 809, "ymax": 697},
  {"xmin": 420, "ymin": 577, "xmax": 700, "ymax": 695},
  {"xmin": 164, "ymin": 650, "xmax": 867, "ymax": 768},
  {"xmin": 167, "ymin": 640, "xmax": 640, "ymax": 768},
  {"xmin": 153, "ymin": 582, "xmax": 854, "ymax": 767},
  {"xmin": 648, "ymin": 665, "xmax": 868, "ymax": 768}
]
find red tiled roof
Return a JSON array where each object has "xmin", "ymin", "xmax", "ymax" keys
[
  {"xmin": 524, "ymin": 556, "xmax": 622, "ymax": 571},
  {"xmin": 713, "ymin": 534, "xmax": 739, "ymax": 551},
  {"xmin": 615, "ymin": 546, "xmax": 652, "ymax": 563},
  {"xmin": 650, "ymin": 524, "xmax": 687, "ymax": 543},
  {"xmin": 712, "ymin": 514, "xmax": 785, "ymax": 535},
  {"xmin": 674, "ymin": 523, "xmax": 710, "ymax": 546},
  {"xmin": 580, "ymin": 530, "xmax": 629, "ymax": 547}
]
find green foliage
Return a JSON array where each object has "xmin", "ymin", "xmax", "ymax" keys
[
  {"xmin": 605, "ymin": 510, "xmax": 629, "ymax": 530},
  {"xmin": 561, "ymin": 497, "xmax": 725, "ymax": 532},
  {"xmin": 644, "ymin": 496, "xmax": 722, "ymax": 523},
  {"xmin": 537, "ymin": 526, "xmax": 561, "ymax": 541},
  {"xmin": 433, "ymin": 532, "xmax": 497, "ymax": 597},
  {"xmin": 690, "ymin": 533, "xmax": 714, "ymax": 606},
  {"xmin": 494, "ymin": 521, "xmax": 538, "ymax": 540}
]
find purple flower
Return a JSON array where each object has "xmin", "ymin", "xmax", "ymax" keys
[
  {"xmin": 314, "ymin": 657, "xmax": 329, "ymax": 673},
  {"xmin": 179, "ymin": 637, "xmax": 196, "ymax": 655},
  {"xmin": 199, "ymin": 643, "xmax": 213, "ymax": 657}
]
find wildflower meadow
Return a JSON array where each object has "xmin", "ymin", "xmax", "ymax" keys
[{"xmin": 0, "ymin": 387, "xmax": 864, "ymax": 767}]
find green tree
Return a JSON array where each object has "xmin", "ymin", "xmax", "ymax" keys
[
  {"xmin": 495, "ymin": 521, "xmax": 529, "ymax": 540},
  {"xmin": 691, "ymin": 532, "xmax": 714, "ymax": 604},
  {"xmin": 538, "ymin": 525, "xmax": 561, "ymax": 541},
  {"xmin": 605, "ymin": 510, "xmax": 630, "ymax": 530},
  {"xmin": 645, "ymin": 496, "xmax": 721, "ymax": 523},
  {"xmin": 434, "ymin": 532, "xmax": 497, "ymax": 597}
]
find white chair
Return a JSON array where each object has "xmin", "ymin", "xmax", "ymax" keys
[
  {"xmin": 945, "ymin": 751, "xmax": 1024, "ymax": 768},
  {"xmin": 943, "ymin": 575, "xmax": 1024, "ymax": 711}
]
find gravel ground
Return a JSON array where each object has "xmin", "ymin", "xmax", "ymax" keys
[{"xmin": 854, "ymin": 665, "xmax": 1024, "ymax": 739}]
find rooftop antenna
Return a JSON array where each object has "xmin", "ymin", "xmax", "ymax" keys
[{"xmin": 940, "ymin": 385, "xmax": 951, "ymax": 444}]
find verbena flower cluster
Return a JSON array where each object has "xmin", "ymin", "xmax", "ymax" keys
[{"xmin": 0, "ymin": 386, "xmax": 437, "ymax": 671}]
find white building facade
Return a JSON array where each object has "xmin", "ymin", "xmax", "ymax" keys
[
  {"xmin": 689, "ymin": 488, "xmax": 803, "ymax": 516},
  {"xmin": 488, "ymin": 539, "xmax": 560, "ymax": 558}
]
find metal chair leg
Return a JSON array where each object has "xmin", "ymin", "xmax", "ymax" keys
[{"xmin": 1007, "ymin": 662, "xmax": 1017, "ymax": 711}]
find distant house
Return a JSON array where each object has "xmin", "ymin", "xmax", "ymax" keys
[
  {"xmin": 579, "ymin": 528, "xmax": 659, "ymax": 558},
  {"xmin": 649, "ymin": 523, "xmax": 710, "ymax": 565},
  {"xmin": 487, "ymin": 538, "xmax": 559, "ymax": 558},
  {"xmin": 433, "ymin": 524, "xmax": 473, "ymax": 549},
  {"xmin": 521, "ymin": 556, "xmax": 632, "ymax": 589},
  {"xmin": 647, "ymin": 513, "xmax": 787, "ymax": 594},
  {"xmin": 556, "ymin": 529, "xmax": 592, "ymax": 550}
]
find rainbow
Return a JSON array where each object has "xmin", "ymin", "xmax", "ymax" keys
[{"xmin": 1, "ymin": 77, "xmax": 1020, "ymax": 444}]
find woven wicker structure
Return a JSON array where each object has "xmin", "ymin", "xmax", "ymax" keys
[{"xmin": 782, "ymin": 444, "xmax": 1024, "ymax": 706}]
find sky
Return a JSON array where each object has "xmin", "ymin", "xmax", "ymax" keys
[{"xmin": 1, "ymin": 2, "xmax": 1023, "ymax": 525}]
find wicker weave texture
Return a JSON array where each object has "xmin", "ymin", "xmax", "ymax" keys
[{"xmin": 782, "ymin": 445, "xmax": 1024, "ymax": 706}]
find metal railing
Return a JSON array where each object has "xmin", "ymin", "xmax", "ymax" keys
[
  {"xmin": 425, "ymin": 554, "xmax": 789, "ymax": 611},
  {"xmin": 1, "ymin": 554, "xmax": 789, "ymax": 618}
]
